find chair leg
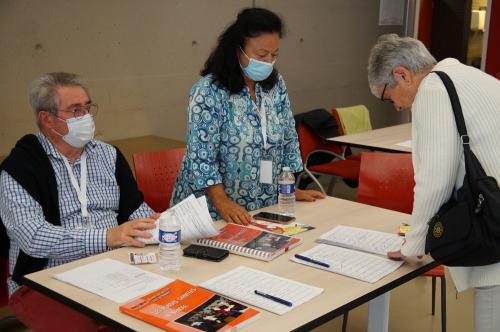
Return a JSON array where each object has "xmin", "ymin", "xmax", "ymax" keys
[
  {"xmin": 304, "ymin": 168, "xmax": 326, "ymax": 194},
  {"xmin": 441, "ymin": 276, "xmax": 446, "ymax": 332},
  {"xmin": 327, "ymin": 176, "xmax": 338, "ymax": 196},
  {"xmin": 342, "ymin": 311, "xmax": 348, "ymax": 332},
  {"xmin": 431, "ymin": 276, "xmax": 436, "ymax": 315},
  {"xmin": 296, "ymin": 172, "xmax": 304, "ymax": 188}
]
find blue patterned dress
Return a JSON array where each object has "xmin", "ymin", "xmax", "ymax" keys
[{"xmin": 171, "ymin": 74, "xmax": 303, "ymax": 220}]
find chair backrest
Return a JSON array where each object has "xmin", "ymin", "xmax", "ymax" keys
[
  {"xmin": 332, "ymin": 105, "xmax": 372, "ymax": 136},
  {"xmin": 357, "ymin": 152, "xmax": 415, "ymax": 214},
  {"xmin": 297, "ymin": 123, "xmax": 343, "ymax": 164},
  {"xmin": 331, "ymin": 108, "xmax": 345, "ymax": 136},
  {"xmin": 133, "ymin": 147, "xmax": 186, "ymax": 213}
]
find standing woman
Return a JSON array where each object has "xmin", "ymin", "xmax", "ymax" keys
[
  {"xmin": 172, "ymin": 8, "xmax": 324, "ymax": 224},
  {"xmin": 368, "ymin": 34, "xmax": 500, "ymax": 332}
]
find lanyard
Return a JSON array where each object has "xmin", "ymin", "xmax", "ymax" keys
[
  {"xmin": 62, "ymin": 151, "xmax": 90, "ymax": 228},
  {"xmin": 253, "ymin": 100, "xmax": 269, "ymax": 150}
]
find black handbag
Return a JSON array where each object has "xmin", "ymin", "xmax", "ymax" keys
[{"xmin": 425, "ymin": 71, "xmax": 500, "ymax": 267}]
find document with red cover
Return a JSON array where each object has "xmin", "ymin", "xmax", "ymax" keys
[
  {"xmin": 120, "ymin": 279, "xmax": 260, "ymax": 331},
  {"xmin": 194, "ymin": 223, "xmax": 302, "ymax": 261}
]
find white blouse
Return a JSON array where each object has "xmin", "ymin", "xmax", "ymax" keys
[{"xmin": 402, "ymin": 58, "xmax": 500, "ymax": 292}]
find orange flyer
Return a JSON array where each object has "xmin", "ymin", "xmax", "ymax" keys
[{"xmin": 119, "ymin": 279, "xmax": 260, "ymax": 331}]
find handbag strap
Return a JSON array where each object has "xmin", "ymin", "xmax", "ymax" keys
[
  {"xmin": 432, "ymin": 70, "xmax": 490, "ymax": 204},
  {"xmin": 432, "ymin": 71, "xmax": 470, "ymax": 151}
]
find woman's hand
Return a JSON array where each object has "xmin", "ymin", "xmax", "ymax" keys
[
  {"xmin": 217, "ymin": 199, "xmax": 251, "ymax": 225},
  {"xmin": 206, "ymin": 184, "xmax": 251, "ymax": 225},
  {"xmin": 296, "ymin": 188, "xmax": 326, "ymax": 202},
  {"xmin": 387, "ymin": 249, "xmax": 423, "ymax": 260},
  {"xmin": 387, "ymin": 250, "xmax": 404, "ymax": 260}
]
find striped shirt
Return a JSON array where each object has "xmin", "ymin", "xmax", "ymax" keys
[{"xmin": 0, "ymin": 133, "xmax": 153, "ymax": 295}]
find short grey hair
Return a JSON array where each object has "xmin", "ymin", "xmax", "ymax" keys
[
  {"xmin": 29, "ymin": 72, "xmax": 90, "ymax": 123},
  {"xmin": 367, "ymin": 34, "xmax": 436, "ymax": 96}
]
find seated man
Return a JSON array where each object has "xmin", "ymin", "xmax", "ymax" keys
[{"xmin": 0, "ymin": 72, "xmax": 157, "ymax": 331}]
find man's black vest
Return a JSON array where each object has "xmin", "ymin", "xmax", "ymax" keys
[{"xmin": 0, "ymin": 134, "xmax": 144, "ymax": 284}]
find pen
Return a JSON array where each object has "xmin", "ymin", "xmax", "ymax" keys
[
  {"xmin": 294, "ymin": 254, "xmax": 331, "ymax": 268},
  {"xmin": 254, "ymin": 290, "xmax": 293, "ymax": 307}
]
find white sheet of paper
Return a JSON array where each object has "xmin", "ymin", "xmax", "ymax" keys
[
  {"xmin": 317, "ymin": 225, "xmax": 403, "ymax": 256},
  {"xmin": 137, "ymin": 194, "xmax": 219, "ymax": 244},
  {"xmin": 292, "ymin": 244, "xmax": 404, "ymax": 283},
  {"xmin": 175, "ymin": 195, "xmax": 219, "ymax": 240},
  {"xmin": 53, "ymin": 258, "xmax": 172, "ymax": 303},
  {"xmin": 200, "ymin": 266, "xmax": 323, "ymax": 315},
  {"xmin": 395, "ymin": 140, "xmax": 412, "ymax": 148},
  {"xmin": 259, "ymin": 160, "xmax": 273, "ymax": 184}
]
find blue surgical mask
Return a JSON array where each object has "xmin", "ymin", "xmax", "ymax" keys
[{"xmin": 239, "ymin": 48, "xmax": 275, "ymax": 82}]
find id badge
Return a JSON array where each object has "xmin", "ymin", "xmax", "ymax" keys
[{"xmin": 259, "ymin": 160, "xmax": 273, "ymax": 184}]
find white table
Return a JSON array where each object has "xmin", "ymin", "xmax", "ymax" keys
[
  {"xmin": 328, "ymin": 123, "xmax": 412, "ymax": 153},
  {"xmin": 24, "ymin": 197, "xmax": 435, "ymax": 331}
]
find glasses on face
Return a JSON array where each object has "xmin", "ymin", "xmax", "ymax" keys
[
  {"xmin": 380, "ymin": 83, "xmax": 393, "ymax": 103},
  {"xmin": 58, "ymin": 103, "xmax": 98, "ymax": 118}
]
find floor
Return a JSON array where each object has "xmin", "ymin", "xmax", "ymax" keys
[{"xmin": 0, "ymin": 139, "xmax": 475, "ymax": 331}]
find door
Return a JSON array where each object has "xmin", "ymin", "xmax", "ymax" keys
[{"xmin": 430, "ymin": 0, "xmax": 472, "ymax": 62}]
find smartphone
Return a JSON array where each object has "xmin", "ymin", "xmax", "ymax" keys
[
  {"xmin": 253, "ymin": 212, "xmax": 296, "ymax": 224},
  {"xmin": 183, "ymin": 244, "xmax": 229, "ymax": 262}
]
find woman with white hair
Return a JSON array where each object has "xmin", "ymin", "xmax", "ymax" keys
[{"xmin": 368, "ymin": 34, "xmax": 500, "ymax": 332}]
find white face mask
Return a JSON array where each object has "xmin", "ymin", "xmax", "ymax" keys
[{"xmin": 53, "ymin": 114, "xmax": 95, "ymax": 148}]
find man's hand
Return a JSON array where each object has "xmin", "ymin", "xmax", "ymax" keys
[
  {"xmin": 107, "ymin": 218, "xmax": 157, "ymax": 248},
  {"xmin": 217, "ymin": 199, "xmax": 251, "ymax": 225},
  {"xmin": 150, "ymin": 212, "xmax": 161, "ymax": 219},
  {"xmin": 296, "ymin": 189, "xmax": 326, "ymax": 202}
]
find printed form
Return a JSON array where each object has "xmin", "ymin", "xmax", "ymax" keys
[
  {"xmin": 53, "ymin": 258, "xmax": 172, "ymax": 303},
  {"xmin": 200, "ymin": 266, "xmax": 323, "ymax": 315},
  {"xmin": 292, "ymin": 244, "xmax": 404, "ymax": 283},
  {"xmin": 317, "ymin": 225, "xmax": 403, "ymax": 256}
]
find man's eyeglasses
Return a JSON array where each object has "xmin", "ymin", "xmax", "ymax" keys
[
  {"xmin": 58, "ymin": 103, "xmax": 98, "ymax": 117},
  {"xmin": 380, "ymin": 83, "xmax": 393, "ymax": 103}
]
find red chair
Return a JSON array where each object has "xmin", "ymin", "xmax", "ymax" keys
[
  {"xmin": 1, "ymin": 257, "xmax": 8, "ymax": 308},
  {"xmin": 133, "ymin": 148, "xmax": 186, "ymax": 213},
  {"xmin": 0, "ymin": 257, "xmax": 22, "ymax": 328},
  {"xmin": 357, "ymin": 152, "xmax": 446, "ymax": 332},
  {"xmin": 296, "ymin": 122, "xmax": 360, "ymax": 195}
]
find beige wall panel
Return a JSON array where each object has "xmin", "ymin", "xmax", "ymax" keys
[
  {"xmin": 0, "ymin": 0, "xmax": 408, "ymax": 156},
  {"xmin": 256, "ymin": 0, "xmax": 408, "ymax": 127},
  {"xmin": 0, "ymin": 0, "xmax": 250, "ymax": 155}
]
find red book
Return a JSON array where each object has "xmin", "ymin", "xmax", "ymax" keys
[
  {"xmin": 195, "ymin": 223, "xmax": 302, "ymax": 261},
  {"xmin": 120, "ymin": 279, "xmax": 260, "ymax": 331}
]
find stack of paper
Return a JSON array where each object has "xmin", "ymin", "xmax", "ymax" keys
[
  {"xmin": 200, "ymin": 266, "xmax": 323, "ymax": 315},
  {"xmin": 292, "ymin": 244, "xmax": 404, "ymax": 283},
  {"xmin": 53, "ymin": 258, "xmax": 173, "ymax": 303},
  {"xmin": 292, "ymin": 225, "xmax": 405, "ymax": 283},
  {"xmin": 138, "ymin": 194, "xmax": 219, "ymax": 244}
]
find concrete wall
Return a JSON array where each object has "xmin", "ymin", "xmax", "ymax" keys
[{"xmin": 0, "ymin": 0, "xmax": 404, "ymax": 156}]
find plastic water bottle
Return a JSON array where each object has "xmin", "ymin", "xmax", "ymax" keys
[
  {"xmin": 158, "ymin": 210, "xmax": 181, "ymax": 271},
  {"xmin": 278, "ymin": 166, "xmax": 296, "ymax": 216}
]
